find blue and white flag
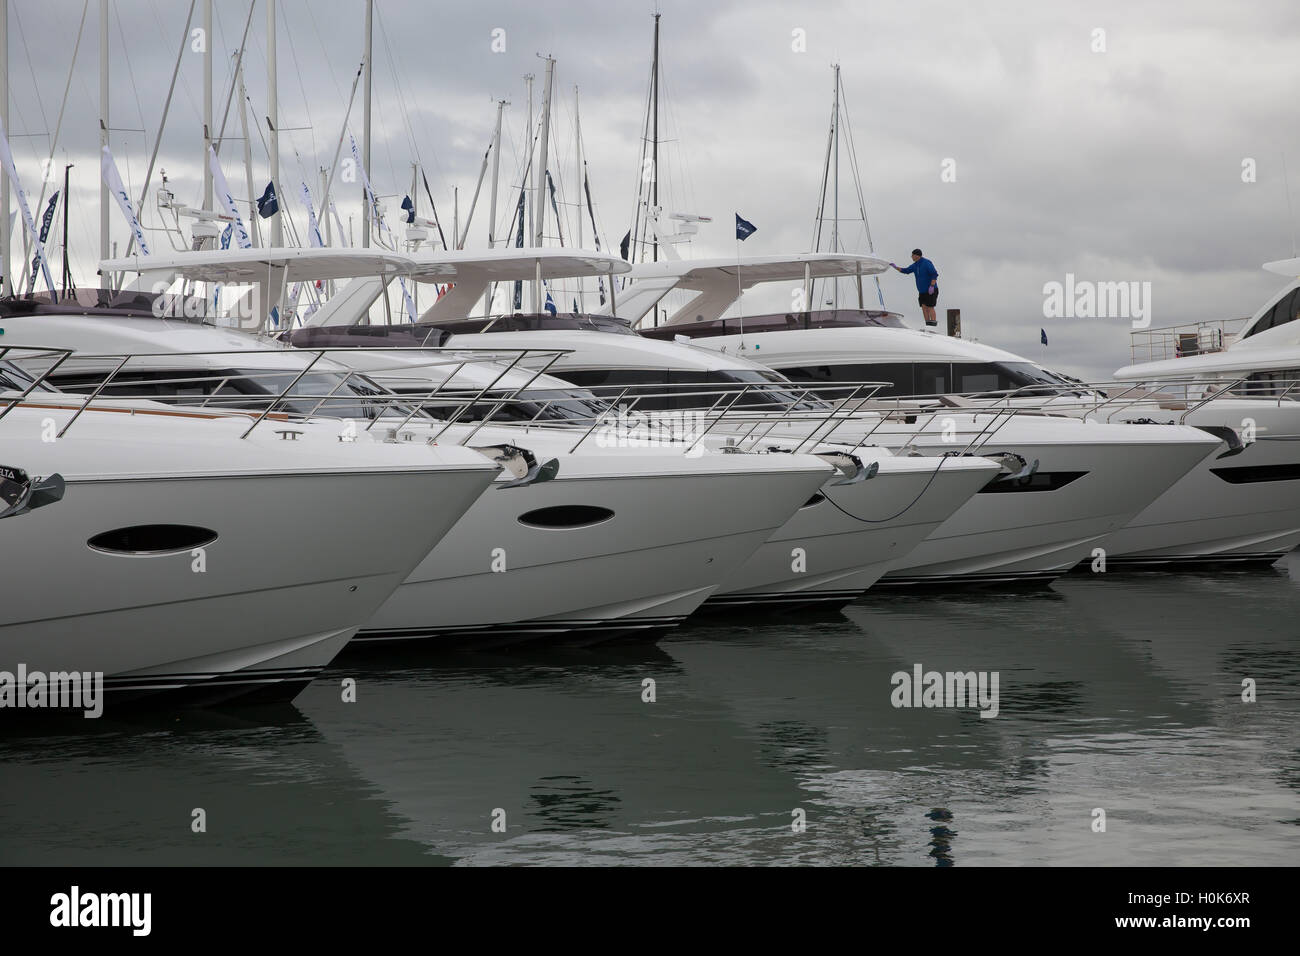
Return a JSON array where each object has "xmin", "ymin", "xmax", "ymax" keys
[
  {"xmin": 0, "ymin": 116, "xmax": 57, "ymax": 294},
  {"xmin": 299, "ymin": 182, "xmax": 324, "ymax": 248},
  {"xmin": 1040, "ymin": 328, "xmax": 1048, "ymax": 346},
  {"xmin": 27, "ymin": 191, "xmax": 59, "ymax": 294},
  {"xmin": 544, "ymin": 288, "xmax": 557, "ymax": 316},
  {"xmin": 219, "ymin": 223, "xmax": 232, "ymax": 250},
  {"xmin": 400, "ymin": 195, "xmax": 415, "ymax": 224},
  {"xmin": 206, "ymin": 146, "xmax": 252, "ymax": 249},
  {"xmin": 100, "ymin": 145, "xmax": 150, "ymax": 256},
  {"xmin": 735, "ymin": 213, "xmax": 757, "ymax": 241},
  {"xmin": 257, "ymin": 181, "xmax": 279, "ymax": 218}
]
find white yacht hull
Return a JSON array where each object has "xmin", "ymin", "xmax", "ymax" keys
[
  {"xmin": 1087, "ymin": 402, "xmax": 1300, "ymax": 565},
  {"xmin": 854, "ymin": 418, "xmax": 1221, "ymax": 585},
  {"xmin": 357, "ymin": 442, "xmax": 832, "ymax": 644},
  {"xmin": 0, "ymin": 406, "xmax": 496, "ymax": 709},
  {"xmin": 705, "ymin": 452, "xmax": 1000, "ymax": 609}
]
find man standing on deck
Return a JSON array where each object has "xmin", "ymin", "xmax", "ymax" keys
[{"xmin": 890, "ymin": 249, "xmax": 939, "ymax": 328}]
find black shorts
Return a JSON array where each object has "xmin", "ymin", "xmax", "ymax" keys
[{"xmin": 918, "ymin": 290, "xmax": 938, "ymax": 307}]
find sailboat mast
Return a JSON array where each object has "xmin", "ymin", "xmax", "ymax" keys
[
  {"xmin": 238, "ymin": 61, "xmax": 257, "ymax": 246},
  {"xmin": 202, "ymin": 0, "xmax": 212, "ymax": 216},
  {"xmin": 98, "ymin": 0, "xmax": 108, "ymax": 267},
  {"xmin": 268, "ymin": 0, "xmax": 282, "ymax": 246},
  {"xmin": 533, "ymin": 57, "xmax": 555, "ymax": 310},
  {"xmin": 575, "ymin": 84, "xmax": 584, "ymax": 312},
  {"xmin": 651, "ymin": 12, "xmax": 659, "ymax": 263},
  {"xmin": 487, "ymin": 98, "xmax": 504, "ymax": 248},
  {"xmin": 832, "ymin": 63, "xmax": 840, "ymax": 309},
  {"xmin": 61, "ymin": 163, "xmax": 71, "ymax": 294},
  {"xmin": 524, "ymin": 73, "xmax": 533, "ymax": 259},
  {"xmin": 0, "ymin": 0, "xmax": 8, "ymax": 295},
  {"xmin": 362, "ymin": 0, "xmax": 372, "ymax": 248},
  {"xmin": 534, "ymin": 58, "xmax": 553, "ymax": 248}
]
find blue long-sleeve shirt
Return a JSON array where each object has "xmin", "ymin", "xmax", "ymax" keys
[{"xmin": 899, "ymin": 257, "xmax": 938, "ymax": 293}]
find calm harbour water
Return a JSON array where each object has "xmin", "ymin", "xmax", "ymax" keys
[{"xmin": 3, "ymin": 555, "xmax": 1298, "ymax": 867}]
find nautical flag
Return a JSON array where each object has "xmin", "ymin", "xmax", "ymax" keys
[
  {"xmin": 257, "ymin": 181, "xmax": 279, "ymax": 218},
  {"xmin": 207, "ymin": 147, "xmax": 252, "ymax": 249},
  {"xmin": 401, "ymin": 195, "xmax": 415, "ymax": 224},
  {"xmin": 0, "ymin": 116, "xmax": 58, "ymax": 293},
  {"xmin": 545, "ymin": 171, "xmax": 565, "ymax": 245},
  {"xmin": 573, "ymin": 298, "xmax": 579, "ymax": 315},
  {"xmin": 582, "ymin": 172, "xmax": 607, "ymax": 305},
  {"xmin": 1040, "ymin": 328, "xmax": 1048, "ymax": 346},
  {"xmin": 512, "ymin": 189, "xmax": 526, "ymax": 310},
  {"xmin": 544, "ymin": 288, "xmax": 557, "ymax": 316},
  {"xmin": 299, "ymin": 182, "xmax": 324, "ymax": 248},
  {"xmin": 735, "ymin": 213, "xmax": 757, "ymax": 241},
  {"xmin": 219, "ymin": 223, "xmax": 233, "ymax": 250},
  {"xmin": 99, "ymin": 146, "xmax": 150, "ymax": 255},
  {"xmin": 619, "ymin": 230, "xmax": 630, "ymax": 261},
  {"xmin": 27, "ymin": 191, "xmax": 58, "ymax": 293}
]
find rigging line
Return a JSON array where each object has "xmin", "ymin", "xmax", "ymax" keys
[
  {"xmin": 280, "ymin": 0, "xmax": 321, "ymax": 164},
  {"xmin": 111, "ymin": 4, "xmax": 149, "ymax": 152},
  {"xmin": 837, "ymin": 83, "xmax": 884, "ymax": 305},
  {"xmin": 144, "ymin": 0, "xmax": 202, "ymax": 124},
  {"xmin": 374, "ymin": 6, "xmax": 424, "ymax": 171},
  {"xmin": 124, "ymin": 0, "xmax": 195, "ymax": 259},
  {"xmin": 18, "ymin": 0, "xmax": 88, "ymax": 288},
  {"xmin": 9, "ymin": 4, "xmax": 50, "ymax": 137},
  {"xmin": 822, "ymin": 454, "xmax": 952, "ymax": 524},
  {"xmin": 838, "ymin": 85, "xmax": 875, "ymax": 251},
  {"xmin": 629, "ymin": 30, "xmax": 656, "ymax": 265},
  {"xmin": 212, "ymin": 1, "xmax": 256, "ymax": 154}
]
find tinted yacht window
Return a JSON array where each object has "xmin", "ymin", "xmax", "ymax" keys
[{"xmin": 1243, "ymin": 288, "xmax": 1300, "ymax": 339}]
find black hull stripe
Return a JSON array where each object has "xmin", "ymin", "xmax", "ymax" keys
[
  {"xmin": 703, "ymin": 589, "xmax": 865, "ymax": 607},
  {"xmin": 355, "ymin": 616, "xmax": 688, "ymax": 642},
  {"xmin": 878, "ymin": 569, "xmax": 1064, "ymax": 587},
  {"xmin": 1091, "ymin": 551, "xmax": 1289, "ymax": 568}
]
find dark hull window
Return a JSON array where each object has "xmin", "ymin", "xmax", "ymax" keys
[
  {"xmin": 518, "ymin": 505, "xmax": 615, "ymax": 529},
  {"xmin": 1210, "ymin": 463, "xmax": 1300, "ymax": 484},
  {"xmin": 88, "ymin": 524, "xmax": 218, "ymax": 555},
  {"xmin": 978, "ymin": 471, "xmax": 1087, "ymax": 493}
]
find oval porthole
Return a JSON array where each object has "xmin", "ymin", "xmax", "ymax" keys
[
  {"xmin": 517, "ymin": 505, "xmax": 614, "ymax": 529},
  {"xmin": 801, "ymin": 492, "xmax": 827, "ymax": 508},
  {"xmin": 88, "ymin": 524, "xmax": 218, "ymax": 555}
]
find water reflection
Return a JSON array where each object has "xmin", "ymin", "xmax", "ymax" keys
[{"xmin": 2, "ymin": 555, "xmax": 1296, "ymax": 865}]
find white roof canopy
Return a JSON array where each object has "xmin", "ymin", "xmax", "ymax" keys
[
  {"xmin": 618, "ymin": 252, "xmax": 892, "ymax": 327},
  {"xmin": 98, "ymin": 246, "xmax": 631, "ymax": 330}
]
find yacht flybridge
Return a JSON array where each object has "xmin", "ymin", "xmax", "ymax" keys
[{"xmin": 0, "ymin": 349, "xmax": 498, "ymax": 708}]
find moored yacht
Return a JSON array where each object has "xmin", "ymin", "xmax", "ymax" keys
[{"xmin": 0, "ymin": 351, "xmax": 498, "ymax": 710}]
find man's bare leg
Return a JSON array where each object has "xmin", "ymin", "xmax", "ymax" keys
[{"xmin": 922, "ymin": 305, "xmax": 937, "ymax": 325}]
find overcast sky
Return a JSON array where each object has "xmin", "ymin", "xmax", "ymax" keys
[{"xmin": 2, "ymin": 0, "xmax": 1298, "ymax": 379}]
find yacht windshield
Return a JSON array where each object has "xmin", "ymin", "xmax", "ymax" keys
[
  {"xmin": 560, "ymin": 367, "xmax": 831, "ymax": 412},
  {"xmin": 781, "ymin": 359, "xmax": 1085, "ymax": 398},
  {"xmin": 430, "ymin": 313, "xmax": 639, "ymax": 336},
  {"xmin": 387, "ymin": 386, "xmax": 611, "ymax": 424},
  {"xmin": 51, "ymin": 367, "xmax": 422, "ymax": 420},
  {"xmin": 0, "ymin": 360, "xmax": 46, "ymax": 393}
]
